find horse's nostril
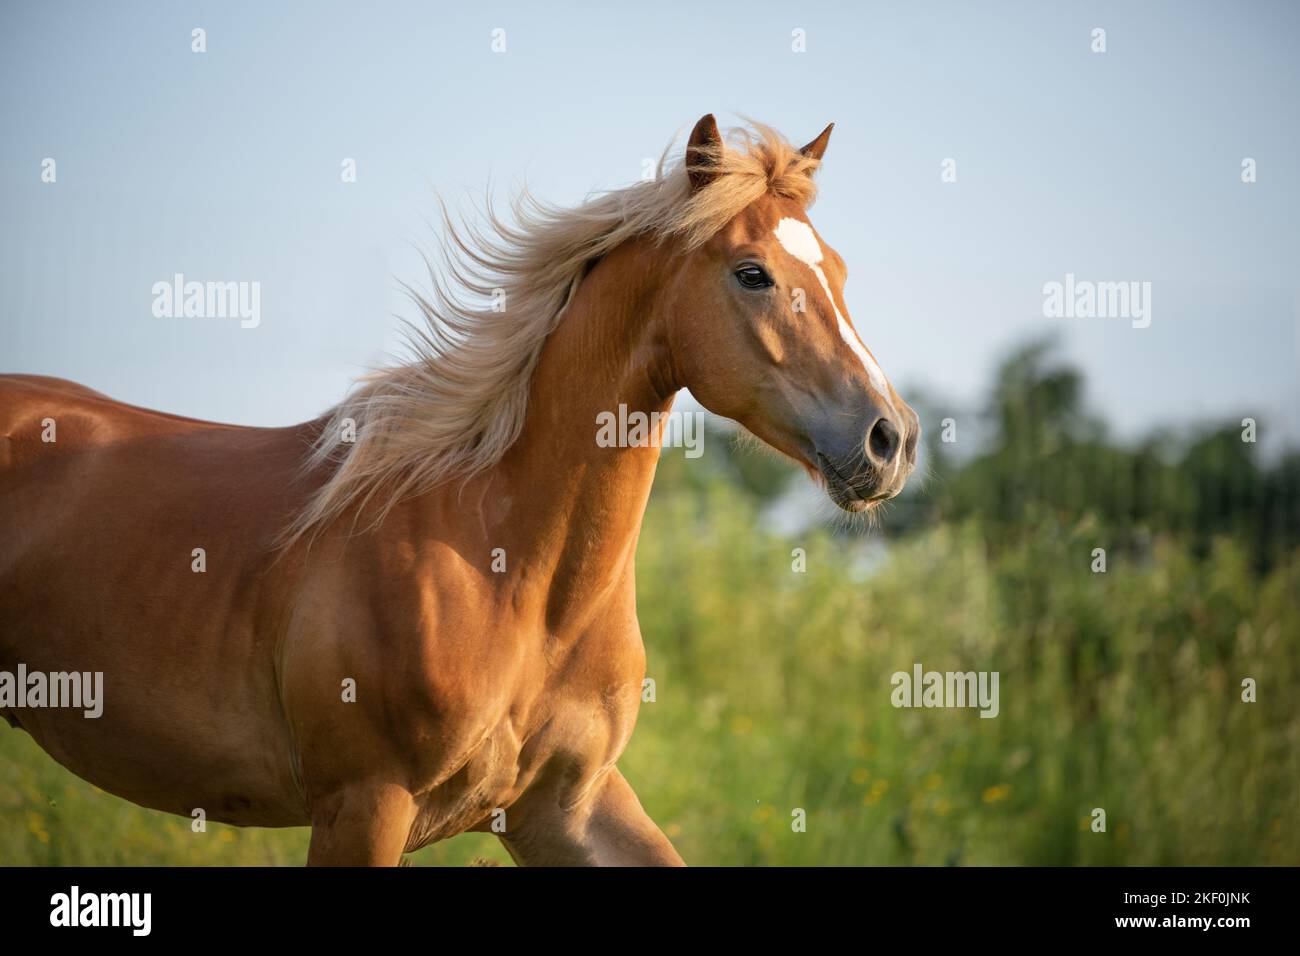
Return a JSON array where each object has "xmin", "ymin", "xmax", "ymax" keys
[
  {"xmin": 902, "ymin": 406, "xmax": 921, "ymax": 466},
  {"xmin": 867, "ymin": 417, "xmax": 901, "ymax": 465},
  {"xmin": 903, "ymin": 423, "xmax": 919, "ymax": 466}
]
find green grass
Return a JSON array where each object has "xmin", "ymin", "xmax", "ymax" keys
[{"xmin": 3, "ymin": 482, "xmax": 1297, "ymax": 865}]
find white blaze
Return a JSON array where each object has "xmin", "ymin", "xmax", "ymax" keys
[{"xmin": 773, "ymin": 217, "xmax": 891, "ymax": 398}]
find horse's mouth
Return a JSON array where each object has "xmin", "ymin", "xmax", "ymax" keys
[{"xmin": 816, "ymin": 452, "xmax": 895, "ymax": 513}]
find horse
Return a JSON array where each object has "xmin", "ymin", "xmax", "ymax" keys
[{"xmin": 0, "ymin": 115, "xmax": 918, "ymax": 865}]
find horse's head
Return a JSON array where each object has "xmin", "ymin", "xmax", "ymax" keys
[{"xmin": 663, "ymin": 115, "xmax": 919, "ymax": 512}]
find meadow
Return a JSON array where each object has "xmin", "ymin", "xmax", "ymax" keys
[{"xmin": 3, "ymin": 486, "xmax": 1296, "ymax": 865}]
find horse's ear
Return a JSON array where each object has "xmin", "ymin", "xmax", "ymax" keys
[
  {"xmin": 800, "ymin": 123, "xmax": 834, "ymax": 163},
  {"xmin": 685, "ymin": 114, "xmax": 722, "ymax": 190}
]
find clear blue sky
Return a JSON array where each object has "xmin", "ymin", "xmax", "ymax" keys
[{"xmin": 2, "ymin": 0, "xmax": 1296, "ymax": 450}]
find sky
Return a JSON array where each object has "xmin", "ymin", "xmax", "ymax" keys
[{"xmin": 2, "ymin": 0, "xmax": 1297, "ymax": 452}]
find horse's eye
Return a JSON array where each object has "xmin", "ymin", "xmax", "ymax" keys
[{"xmin": 734, "ymin": 264, "xmax": 773, "ymax": 290}]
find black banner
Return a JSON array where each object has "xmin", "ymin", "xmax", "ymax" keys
[{"xmin": 0, "ymin": 866, "xmax": 1284, "ymax": 942}]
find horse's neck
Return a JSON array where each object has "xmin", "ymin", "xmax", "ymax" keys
[{"xmin": 483, "ymin": 239, "xmax": 677, "ymax": 627}]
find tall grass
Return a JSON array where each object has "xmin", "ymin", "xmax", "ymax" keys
[{"xmin": 2, "ymin": 478, "xmax": 1296, "ymax": 865}]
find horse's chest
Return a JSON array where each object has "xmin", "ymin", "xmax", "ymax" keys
[
  {"xmin": 398, "ymin": 606, "xmax": 646, "ymax": 847},
  {"xmin": 412, "ymin": 675, "xmax": 642, "ymax": 847}
]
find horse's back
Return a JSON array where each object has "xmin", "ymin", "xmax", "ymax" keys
[
  {"xmin": 0, "ymin": 371, "xmax": 318, "ymax": 617},
  {"xmin": 0, "ymin": 373, "xmax": 234, "ymax": 468},
  {"xmin": 0, "ymin": 372, "xmax": 265, "ymax": 576}
]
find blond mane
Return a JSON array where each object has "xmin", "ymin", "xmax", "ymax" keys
[{"xmin": 282, "ymin": 122, "xmax": 821, "ymax": 545}]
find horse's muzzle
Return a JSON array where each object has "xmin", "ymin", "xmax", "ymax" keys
[{"xmin": 815, "ymin": 403, "xmax": 919, "ymax": 511}]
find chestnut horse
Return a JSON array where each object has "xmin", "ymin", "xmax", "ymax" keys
[{"xmin": 0, "ymin": 116, "xmax": 918, "ymax": 865}]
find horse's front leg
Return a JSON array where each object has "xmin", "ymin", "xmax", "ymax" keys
[
  {"xmin": 501, "ymin": 767, "xmax": 685, "ymax": 866},
  {"xmin": 306, "ymin": 780, "xmax": 418, "ymax": 866}
]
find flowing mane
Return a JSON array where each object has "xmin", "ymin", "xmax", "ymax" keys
[{"xmin": 282, "ymin": 122, "xmax": 822, "ymax": 545}]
